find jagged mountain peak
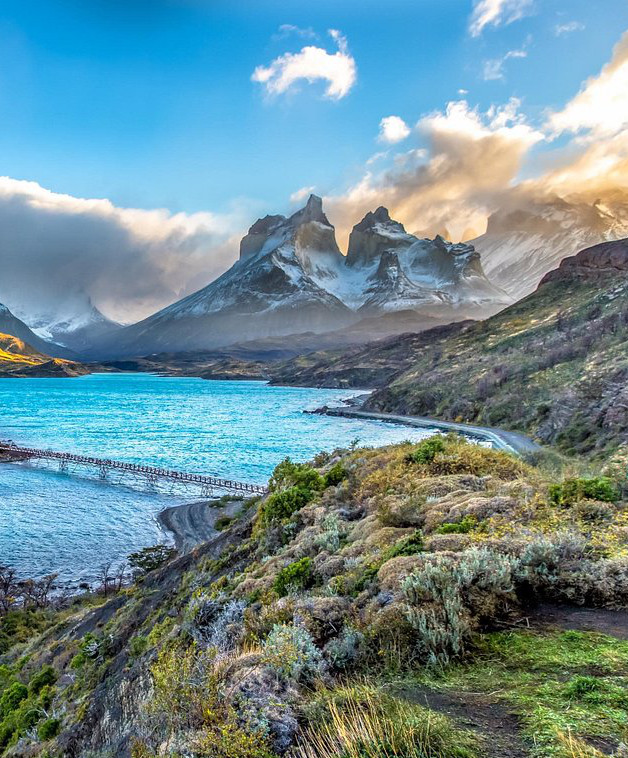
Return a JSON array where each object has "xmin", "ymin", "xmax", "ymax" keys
[
  {"xmin": 352, "ymin": 205, "xmax": 399, "ymax": 231},
  {"xmin": 240, "ymin": 195, "xmax": 338, "ymax": 262},
  {"xmin": 288, "ymin": 194, "xmax": 330, "ymax": 227},
  {"xmin": 90, "ymin": 197, "xmax": 508, "ymax": 358},
  {"xmin": 347, "ymin": 206, "xmax": 415, "ymax": 267}
]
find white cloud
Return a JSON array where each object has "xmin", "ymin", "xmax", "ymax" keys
[
  {"xmin": 554, "ymin": 21, "xmax": 585, "ymax": 36},
  {"xmin": 547, "ymin": 30, "xmax": 628, "ymax": 138},
  {"xmin": 378, "ymin": 115, "xmax": 411, "ymax": 144},
  {"xmin": 0, "ymin": 178, "xmax": 249, "ymax": 323},
  {"xmin": 273, "ymin": 24, "xmax": 317, "ymax": 41},
  {"xmin": 251, "ymin": 29, "xmax": 356, "ymax": 100},
  {"xmin": 290, "ymin": 185, "xmax": 316, "ymax": 203},
  {"xmin": 469, "ymin": 0, "xmax": 533, "ymax": 37},
  {"xmin": 483, "ymin": 48, "xmax": 527, "ymax": 81}
]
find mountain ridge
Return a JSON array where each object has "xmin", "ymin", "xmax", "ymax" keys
[{"xmin": 87, "ymin": 195, "xmax": 508, "ymax": 358}]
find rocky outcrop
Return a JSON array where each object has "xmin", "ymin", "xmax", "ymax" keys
[
  {"xmin": 539, "ymin": 239, "xmax": 628, "ymax": 286},
  {"xmin": 346, "ymin": 206, "xmax": 413, "ymax": 267}
]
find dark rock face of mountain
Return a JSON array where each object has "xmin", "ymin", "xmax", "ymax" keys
[
  {"xmin": 346, "ymin": 206, "xmax": 413, "ymax": 267},
  {"xmin": 89, "ymin": 196, "xmax": 508, "ymax": 358}
]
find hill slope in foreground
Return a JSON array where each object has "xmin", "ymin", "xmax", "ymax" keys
[
  {"xmin": 0, "ymin": 333, "xmax": 89, "ymax": 377},
  {"xmin": 2, "ymin": 436, "xmax": 628, "ymax": 757},
  {"xmin": 275, "ymin": 239, "xmax": 628, "ymax": 458}
]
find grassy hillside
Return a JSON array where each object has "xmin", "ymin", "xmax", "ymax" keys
[
  {"xmin": 270, "ymin": 240, "xmax": 628, "ymax": 459},
  {"xmin": 367, "ymin": 241, "xmax": 628, "ymax": 458},
  {"xmin": 2, "ymin": 436, "xmax": 628, "ymax": 757},
  {"xmin": 0, "ymin": 333, "xmax": 89, "ymax": 377}
]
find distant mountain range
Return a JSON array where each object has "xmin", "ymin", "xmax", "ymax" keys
[
  {"xmin": 88, "ymin": 195, "xmax": 509, "ymax": 357},
  {"xmin": 10, "ymin": 295, "xmax": 122, "ymax": 354},
  {"xmin": 472, "ymin": 191, "xmax": 628, "ymax": 299},
  {"xmin": 0, "ymin": 302, "xmax": 76, "ymax": 359},
  {"xmin": 5, "ymin": 190, "xmax": 628, "ymax": 360}
]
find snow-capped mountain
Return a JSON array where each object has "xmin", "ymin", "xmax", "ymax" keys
[
  {"xmin": 0, "ymin": 302, "xmax": 76, "ymax": 358},
  {"xmin": 337, "ymin": 207, "xmax": 509, "ymax": 315},
  {"xmin": 15, "ymin": 296, "xmax": 122, "ymax": 354},
  {"xmin": 472, "ymin": 192, "xmax": 628, "ymax": 299},
  {"xmin": 89, "ymin": 196, "xmax": 507, "ymax": 358}
]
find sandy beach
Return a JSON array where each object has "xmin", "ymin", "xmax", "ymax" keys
[{"xmin": 158, "ymin": 497, "xmax": 244, "ymax": 553}]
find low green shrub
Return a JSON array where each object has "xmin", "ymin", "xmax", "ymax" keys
[
  {"xmin": 214, "ymin": 515, "xmax": 234, "ymax": 531},
  {"xmin": 128, "ymin": 545, "xmax": 177, "ymax": 574},
  {"xmin": 261, "ymin": 623, "xmax": 322, "ymax": 682},
  {"xmin": 0, "ymin": 681, "xmax": 27, "ymax": 719},
  {"xmin": 353, "ymin": 531, "xmax": 424, "ymax": 594},
  {"xmin": 28, "ymin": 665, "xmax": 56, "ymax": 695},
  {"xmin": 129, "ymin": 635, "xmax": 149, "ymax": 659},
  {"xmin": 436, "ymin": 516, "xmax": 477, "ymax": 535},
  {"xmin": 549, "ymin": 476, "xmax": 620, "ymax": 506},
  {"xmin": 261, "ymin": 486, "xmax": 313, "ymax": 525},
  {"xmin": 324, "ymin": 463, "xmax": 348, "ymax": 487},
  {"xmin": 402, "ymin": 548, "xmax": 515, "ymax": 665},
  {"xmin": 38, "ymin": 717, "xmax": 61, "ymax": 740},
  {"xmin": 272, "ymin": 557, "xmax": 313, "ymax": 597},
  {"xmin": 406, "ymin": 436, "xmax": 446, "ymax": 464},
  {"xmin": 269, "ymin": 458, "xmax": 325, "ymax": 493}
]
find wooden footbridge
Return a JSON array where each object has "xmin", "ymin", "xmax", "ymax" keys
[{"xmin": 0, "ymin": 441, "xmax": 267, "ymax": 497}]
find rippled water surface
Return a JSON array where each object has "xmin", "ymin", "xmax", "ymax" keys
[{"xmin": 0, "ymin": 374, "xmax": 433, "ymax": 582}]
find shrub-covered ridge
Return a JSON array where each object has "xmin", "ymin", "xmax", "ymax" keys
[{"xmin": 2, "ymin": 435, "xmax": 628, "ymax": 757}]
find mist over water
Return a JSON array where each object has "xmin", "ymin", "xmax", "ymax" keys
[{"xmin": 0, "ymin": 374, "xmax": 434, "ymax": 584}]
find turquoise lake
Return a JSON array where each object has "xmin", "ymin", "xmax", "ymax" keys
[{"xmin": 0, "ymin": 374, "xmax": 434, "ymax": 584}]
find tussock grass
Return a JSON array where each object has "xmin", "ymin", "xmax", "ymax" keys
[{"xmin": 295, "ymin": 685, "xmax": 480, "ymax": 758}]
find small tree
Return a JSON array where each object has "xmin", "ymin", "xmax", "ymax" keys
[
  {"xmin": 0, "ymin": 565, "xmax": 18, "ymax": 615},
  {"xmin": 128, "ymin": 545, "xmax": 176, "ymax": 575}
]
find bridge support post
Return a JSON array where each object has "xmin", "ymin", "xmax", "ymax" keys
[
  {"xmin": 200, "ymin": 483, "xmax": 214, "ymax": 499},
  {"xmin": 59, "ymin": 460, "xmax": 68, "ymax": 474},
  {"xmin": 99, "ymin": 465, "xmax": 108, "ymax": 481}
]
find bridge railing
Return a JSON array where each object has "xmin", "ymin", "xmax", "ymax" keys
[{"xmin": 0, "ymin": 442, "xmax": 267, "ymax": 495}]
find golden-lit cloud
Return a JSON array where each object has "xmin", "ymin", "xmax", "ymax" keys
[
  {"xmin": 547, "ymin": 30, "xmax": 628, "ymax": 139},
  {"xmin": 327, "ymin": 99, "xmax": 543, "ymax": 244},
  {"xmin": 326, "ymin": 29, "xmax": 628, "ymax": 245}
]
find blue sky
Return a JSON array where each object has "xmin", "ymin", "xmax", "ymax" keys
[
  {"xmin": 1, "ymin": 0, "xmax": 626, "ymax": 216},
  {"xmin": 1, "ymin": 0, "xmax": 628, "ymax": 322}
]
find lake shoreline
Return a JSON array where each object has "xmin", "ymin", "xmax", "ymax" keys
[{"xmin": 158, "ymin": 497, "xmax": 244, "ymax": 553}]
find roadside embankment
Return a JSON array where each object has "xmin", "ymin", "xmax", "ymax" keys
[{"xmin": 310, "ymin": 405, "xmax": 542, "ymax": 456}]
